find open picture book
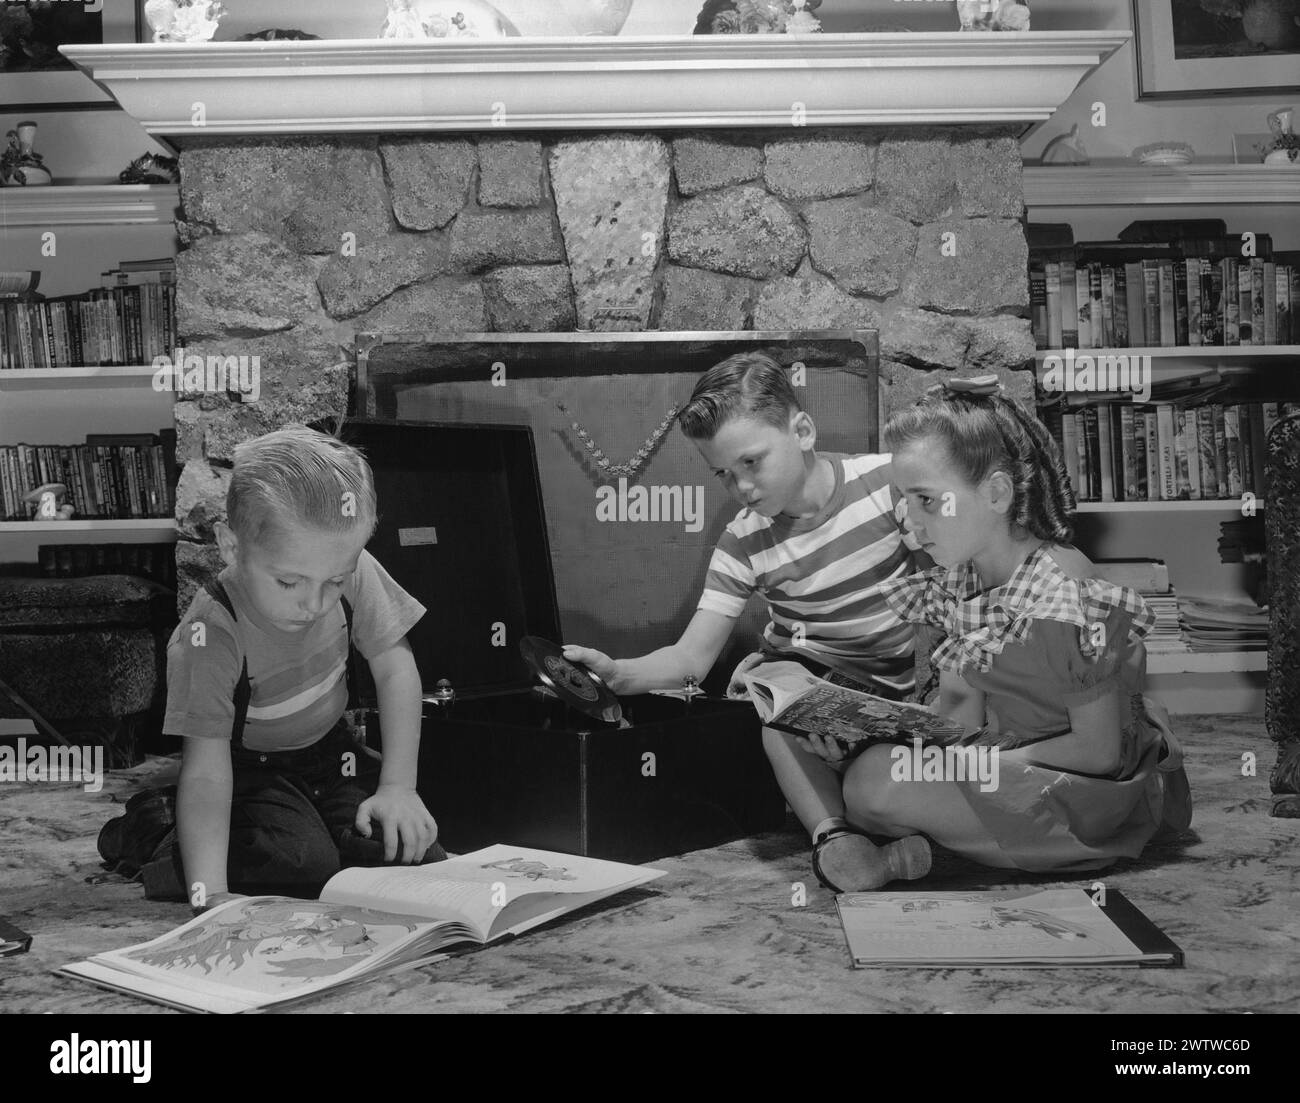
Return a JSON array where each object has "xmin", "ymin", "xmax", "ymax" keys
[
  {"xmin": 741, "ymin": 661, "xmax": 976, "ymax": 748},
  {"xmin": 60, "ymin": 845, "xmax": 664, "ymax": 1013},
  {"xmin": 836, "ymin": 888, "xmax": 1183, "ymax": 968}
]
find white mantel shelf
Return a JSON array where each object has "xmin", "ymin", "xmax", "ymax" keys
[{"xmin": 61, "ymin": 32, "xmax": 1130, "ymax": 136}]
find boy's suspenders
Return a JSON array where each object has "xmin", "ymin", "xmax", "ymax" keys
[{"xmin": 202, "ymin": 579, "xmax": 356, "ymax": 749}]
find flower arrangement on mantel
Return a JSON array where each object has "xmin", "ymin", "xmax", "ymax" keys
[
  {"xmin": 693, "ymin": 0, "xmax": 823, "ymax": 35},
  {"xmin": 143, "ymin": 0, "xmax": 226, "ymax": 43}
]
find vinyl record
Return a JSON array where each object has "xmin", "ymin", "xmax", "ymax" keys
[{"xmin": 519, "ymin": 636, "xmax": 623, "ymax": 724}]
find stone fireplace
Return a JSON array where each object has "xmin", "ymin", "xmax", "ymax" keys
[{"xmin": 63, "ymin": 32, "xmax": 1129, "ymax": 617}]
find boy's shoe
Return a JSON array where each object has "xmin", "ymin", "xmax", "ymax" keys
[{"xmin": 812, "ymin": 826, "xmax": 931, "ymax": 893}]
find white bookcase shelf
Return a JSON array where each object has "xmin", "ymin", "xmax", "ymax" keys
[
  {"xmin": 0, "ymin": 184, "xmax": 179, "ymax": 227},
  {"xmin": 0, "ymin": 366, "xmax": 164, "ymax": 390},
  {"xmin": 1023, "ymin": 164, "xmax": 1300, "ymax": 208},
  {"xmin": 1147, "ymin": 649, "xmax": 1267, "ymax": 675},
  {"xmin": 1075, "ymin": 500, "xmax": 1264, "ymax": 513},
  {"xmin": 0, "ymin": 519, "xmax": 177, "ymax": 536},
  {"xmin": 1034, "ymin": 345, "xmax": 1299, "ymax": 367}
]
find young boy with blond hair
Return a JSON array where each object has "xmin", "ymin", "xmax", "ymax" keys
[
  {"xmin": 566, "ymin": 353, "xmax": 934, "ymax": 894},
  {"xmin": 158, "ymin": 425, "xmax": 441, "ymax": 910}
]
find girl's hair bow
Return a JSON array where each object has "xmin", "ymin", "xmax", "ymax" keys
[{"xmin": 926, "ymin": 373, "xmax": 1003, "ymax": 398}]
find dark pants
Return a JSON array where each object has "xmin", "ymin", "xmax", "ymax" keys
[{"xmin": 143, "ymin": 717, "xmax": 444, "ymax": 901}]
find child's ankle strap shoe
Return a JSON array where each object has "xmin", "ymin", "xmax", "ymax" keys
[{"xmin": 812, "ymin": 826, "xmax": 931, "ymax": 894}]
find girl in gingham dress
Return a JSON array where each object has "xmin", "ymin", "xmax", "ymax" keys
[{"xmin": 812, "ymin": 376, "xmax": 1192, "ymax": 876}]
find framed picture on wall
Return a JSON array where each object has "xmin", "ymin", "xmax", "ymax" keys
[
  {"xmin": 1133, "ymin": 0, "xmax": 1300, "ymax": 99},
  {"xmin": 0, "ymin": 0, "xmax": 142, "ymax": 111}
]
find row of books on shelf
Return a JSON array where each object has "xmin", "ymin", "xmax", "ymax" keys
[
  {"xmin": 0, "ymin": 431, "xmax": 177, "ymax": 522},
  {"xmin": 1042, "ymin": 401, "xmax": 1297, "ymax": 504},
  {"xmin": 1030, "ymin": 254, "xmax": 1299, "ymax": 351},
  {"xmin": 37, "ymin": 542, "xmax": 177, "ymax": 590},
  {"xmin": 0, "ymin": 260, "xmax": 176, "ymax": 370}
]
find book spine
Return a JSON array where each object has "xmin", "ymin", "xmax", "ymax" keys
[
  {"xmin": 1089, "ymin": 264, "xmax": 1104, "ymax": 349},
  {"xmin": 1060, "ymin": 258, "xmax": 1079, "ymax": 348},
  {"xmin": 131, "ymin": 287, "xmax": 144, "ymax": 363},
  {"xmin": 1113, "ymin": 264, "xmax": 1130, "ymax": 348},
  {"xmin": 1173, "ymin": 261, "xmax": 1189, "ymax": 346},
  {"xmin": 1248, "ymin": 404, "xmax": 1267, "ymax": 497},
  {"xmin": 1251, "ymin": 259, "xmax": 1265, "ymax": 346},
  {"xmin": 1046, "ymin": 260, "xmax": 1062, "ymax": 349},
  {"xmin": 1157, "ymin": 261, "xmax": 1176, "ymax": 347},
  {"xmin": 1100, "ymin": 266, "xmax": 1116, "ymax": 348},
  {"xmin": 1224, "ymin": 406, "xmax": 1243, "ymax": 498},
  {"xmin": 1291, "ymin": 268, "xmax": 1300, "ymax": 343},
  {"xmin": 1238, "ymin": 263, "xmax": 1254, "ymax": 344},
  {"xmin": 1211, "ymin": 404, "xmax": 1227, "ymax": 500},
  {"xmin": 1030, "ymin": 260, "xmax": 1048, "ymax": 349},
  {"xmin": 1133, "ymin": 409, "xmax": 1148, "ymax": 501},
  {"xmin": 1222, "ymin": 259, "xmax": 1240, "ymax": 345},
  {"xmin": 1203, "ymin": 259, "xmax": 1223, "ymax": 346},
  {"xmin": 1173, "ymin": 407, "xmax": 1194, "ymax": 500},
  {"xmin": 1076, "ymin": 262, "xmax": 1093, "ymax": 348},
  {"xmin": 1237, "ymin": 405, "xmax": 1255, "ymax": 498},
  {"xmin": 1278, "ymin": 264, "xmax": 1292, "ymax": 348},
  {"xmin": 1264, "ymin": 262, "xmax": 1277, "ymax": 345},
  {"xmin": 1083, "ymin": 405, "xmax": 1100, "ymax": 501},
  {"xmin": 1124, "ymin": 262, "xmax": 1145, "ymax": 347},
  {"xmin": 1060, "ymin": 412, "xmax": 1080, "ymax": 498},
  {"xmin": 1185, "ymin": 259, "xmax": 1202, "ymax": 347},
  {"xmin": 1119, "ymin": 403, "xmax": 1138, "ymax": 501},
  {"xmin": 1195, "ymin": 406, "xmax": 1216, "ymax": 501},
  {"xmin": 0, "ymin": 447, "xmax": 13, "ymax": 519},
  {"xmin": 1096, "ymin": 405, "xmax": 1115, "ymax": 502}
]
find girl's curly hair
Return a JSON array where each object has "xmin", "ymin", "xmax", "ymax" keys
[{"xmin": 884, "ymin": 386, "xmax": 1077, "ymax": 544}]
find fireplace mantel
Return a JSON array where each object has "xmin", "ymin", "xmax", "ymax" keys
[{"xmin": 62, "ymin": 32, "xmax": 1129, "ymax": 138}]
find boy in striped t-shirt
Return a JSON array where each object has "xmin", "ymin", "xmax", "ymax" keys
[{"xmin": 565, "ymin": 353, "xmax": 934, "ymax": 894}]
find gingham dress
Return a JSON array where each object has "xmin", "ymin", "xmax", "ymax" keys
[{"xmin": 878, "ymin": 544, "xmax": 1180, "ymax": 873}]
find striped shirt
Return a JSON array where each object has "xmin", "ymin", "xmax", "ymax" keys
[
  {"xmin": 164, "ymin": 549, "xmax": 425, "ymax": 752},
  {"xmin": 698, "ymin": 452, "xmax": 923, "ymax": 692}
]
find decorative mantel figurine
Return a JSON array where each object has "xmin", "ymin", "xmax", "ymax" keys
[
  {"xmin": 379, "ymin": 0, "xmax": 517, "ymax": 38},
  {"xmin": 957, "ymin": 0, "xmax": 1031, "ymax": 30},
  {"xmin": 143, "ymin": 0, "xmax": 226, "ymax": 44},
  {"xmin": 1264, "ymin": 107, "xmax": 1299, "ymax": 164},
  {"xmin": 1, "ymin": 122, "xmax": 52, "ymax": 187}
]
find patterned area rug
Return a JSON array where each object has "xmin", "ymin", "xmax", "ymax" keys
[{"xmin": 1, "ymin": 714, "xmax": 1296, "ymax": 1014}]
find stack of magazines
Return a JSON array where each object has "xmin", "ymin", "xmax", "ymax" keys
[
  {"xmin": 1092, "ymin": 560, "xmax": 1182, "ymax": 653},
  {"xmin": 1177, "ymin": 595, "xmax": 1269, "ymax": 652}
]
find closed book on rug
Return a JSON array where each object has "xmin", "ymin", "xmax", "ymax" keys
[
  {"xmin": 59, "ymin": 846, "xmax": 664, "ymax": 1013},
  {"xmin": 836, "ymin": 888, "xmax": 1183, "ymax": 968}
]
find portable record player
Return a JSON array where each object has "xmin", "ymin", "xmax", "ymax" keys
[{"xmin": 341, "ymin": 418, "xmax": 785, "ymax": 864}]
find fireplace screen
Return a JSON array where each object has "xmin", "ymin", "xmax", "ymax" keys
[{"xmin": 353, "ymin": 330, "xmax": 879, "ymax": 672}]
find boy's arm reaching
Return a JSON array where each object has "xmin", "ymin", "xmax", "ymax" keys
[
  {"xmin": 177, "ymin": 735, "xmax": 235, "ymax": 907},
  {"xmin": 564, "ymin": 608, "xmax": 736, "ymax": 694},
  {"xmin": 359, "ymin": 636, "xmax": 438, "ymax": 863}
]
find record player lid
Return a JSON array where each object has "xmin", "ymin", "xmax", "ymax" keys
[{"xmin": 335, "ymin": 418, "xmax": 563, "ymax": 702}]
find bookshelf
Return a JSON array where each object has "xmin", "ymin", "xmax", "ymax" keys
[
  {"xmin": 0, "ymin": 184, "xmax": 179, "ymax": 562},
  {"xmin": 1024, "ymin": 163, "xmax": 1298, "ymax": 715}
]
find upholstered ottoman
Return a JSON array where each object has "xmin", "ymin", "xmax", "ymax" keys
[{"xmin": 0, "ymin": 575, "xmax": 174, "ymax": 768}]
